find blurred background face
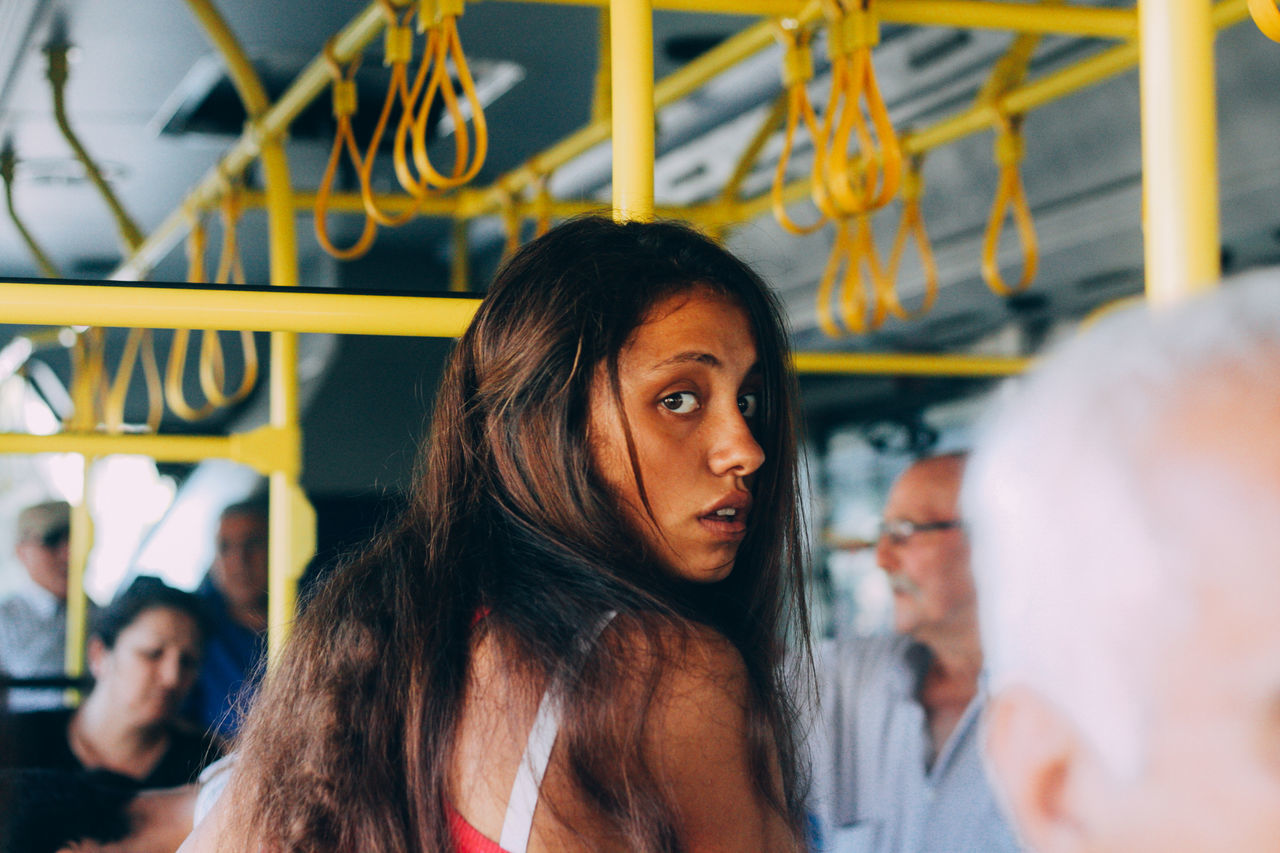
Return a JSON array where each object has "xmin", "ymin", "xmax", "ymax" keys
[
  {"xmin": 875, "ymin": 459, "xmax": 974, "ymax": 641},
  {"xmin": 89, "ymin": 607, "xmax": 203, "ymax": 728},
  {"xmin": 590, "ymin": 288, "xmax": 765, "ymax": 583},
  {"xmin": 15, "ymin": 527, "xmax": 70, "ymax": 600},
  {"xmin": 213, "ymin": 512, "xmax": 269, "ymax": 608}
]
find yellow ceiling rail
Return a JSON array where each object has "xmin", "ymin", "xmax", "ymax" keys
[
  {"xmin": 1247, "ymin": 0, "xmax": 1280, "ymax": 39},
  {"xmin": 0, "ymin": 280, "xmax": 482, "ymax": 338},
  {"xmin": 499, "ymin": 0, "xmax": 1136, "ymax": 39},
  {"xmin": 792, "ymin": 350, "xmax": 1029, "ymax": 376},
  {"xmin": 0, "ymin": 144, "xmax": 60, "ymax": 279}
]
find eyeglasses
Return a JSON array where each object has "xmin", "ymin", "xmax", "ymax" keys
[
  {"xmin": 38, "ymin": 525, "xmax": 70, "ymax": 550},
  {"xmin": 876, "ymin": 518, "xmax": 961, "ymax": 546}
]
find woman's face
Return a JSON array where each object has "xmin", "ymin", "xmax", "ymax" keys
[
  {"xmin": 89, "ymin": 607, "xmax": 203, "ymax": 728},
  {"xmin": 590, "ymin": 287, "xmax": 765, "ymax": 583}
]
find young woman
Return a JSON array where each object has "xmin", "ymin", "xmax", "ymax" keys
[
  {"xmin": 4, "ymin": 576, "xmax": 220, "ymax": 789},
  {"xmin": 189, "ymin": 217, "xmax": 812, "ymax": 852}
]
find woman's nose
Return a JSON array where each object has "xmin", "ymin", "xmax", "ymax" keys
[{"xmin": 708, "ymin": 406, "xmax": 765, "ymax": 478}]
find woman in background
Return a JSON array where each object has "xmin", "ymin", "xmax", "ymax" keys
[
  {"xmin": 5, "ymin": 576, "xmax": 220, "ymax": 789},
  {"xmin": 187, "ymin": 217, "xmax": 812, "ymax": 852}
]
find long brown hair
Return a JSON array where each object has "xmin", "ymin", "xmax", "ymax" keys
[{"xmin": 227, "ymin": 217, "xmax": 811, "ymax": 851}]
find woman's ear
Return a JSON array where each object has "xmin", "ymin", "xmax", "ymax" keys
[{"xmin": 984, "ymin": 685, "xmax": 1108, "ymax": 853}]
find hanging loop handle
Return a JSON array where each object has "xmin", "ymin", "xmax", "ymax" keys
[
  {"xmin": 315, "ymin": 41, "xmax": 378, "ymax": 260},
  {"xmin": 1248, "ymin": 0, "xmax": 1280, "ymax": 42},
  {"xmin": 818, "ymin": 0, "xmax": 902, "ymax": 217},
  {"xmin": 167, "ymin": 213, "xmax": 218, "ymax": 421},
  {"xmin": 411, "ymin": 3, "xmax": 489, "ymax": 190},
  {"xmin": 771, "ymin": 19, "xmax": 827, "ymax": 235},
  {"xmin": 884, "ymin": 155, "xmax": 938, "ymax": 319},
  {"xmin": 981, "ymin": 114, "xmax": 1038, "ymax": 297},
  {"xmin": 361, "ymin": 0, "xmax": 433, "ymax": 225}
]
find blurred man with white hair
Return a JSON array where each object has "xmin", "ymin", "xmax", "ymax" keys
[
  {"xmin": 965, "ymin": 271, "xmax": 1280, "ymax": 852},
  {"xmin": 809, "ymin": 453, "xmax": 1020, "ymax": 852}
]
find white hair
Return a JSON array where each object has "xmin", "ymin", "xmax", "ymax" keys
[{"xmin": 964, "ymin": 268, "xmax": 1280, "ymax": 777}]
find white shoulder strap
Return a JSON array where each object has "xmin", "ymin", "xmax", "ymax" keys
[{"xmin": 498, "ymin": 612, "xmax": 617, "ymax": 853}]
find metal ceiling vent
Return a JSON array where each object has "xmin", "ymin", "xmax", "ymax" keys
[{"xmin": 151, "ymin": 52, "xmax": 523, "ymax": 145}]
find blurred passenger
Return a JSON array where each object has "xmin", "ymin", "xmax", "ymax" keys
[
  {"xmin": 965, "ymin": 272, "xmax": 1280, "ymax": 852},
  {"xmin": 182, "ymin": 217, "xmax": 812, "ymax": 851},
  {"xmin": 808, "ymin": 453, "xmax": 1020, "ymax": 852},
  {"xmin": 0, "ymin": 500, "xmax": 94, "ymax": 711},
  {"xmin": 183, "ymin": 500, "xmax": 268, "ymax": 738},
  {"xmin": 1, "ymin": 768, "xmax": 196, "ymax": 853},
  {"xmin": 4, "ymin": 576, "xmax": 221, "ymax": 789}
]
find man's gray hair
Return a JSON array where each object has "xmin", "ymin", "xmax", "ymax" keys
[{"xmin": 964, "ymin": 269, "xmax": 1280, "ymax": 777}]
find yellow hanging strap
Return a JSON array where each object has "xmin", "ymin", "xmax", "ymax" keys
[
  {"xmin": 816, "ymin": 218, "xmax": 856, "ymax": 337},
  {"xmin": 201, "ymin": 179, "xmax": 260, "ymax": 408},
  {"xmin": 1248, "ymin": 0, "xmax": 1280, "ymax": 41},
  {"xmin": 981, "ymin": 113, "xmax": 1037, "ymax": 297},
  {"xmin": 166, "ymin": 213, "xmax": 218, "ymax": 421},
  {"xmin": 411, "ymin": 0, "xmax": 488, "ymax": 190},
  {"xmin": 771, "ymin": 20, "xmax": 827, "ymax": 235},
  {"xmin": 67, "ymin": 328, "xmax": 108, "ymax": 432},
  {"xmin": 361, "ymin": 0, "xmax": 432, "ymax": 225},
  {"xmin": 316, "ymin": 41, "xmax": 378, "ymax": 260},
  {"xmin": 103, "ymin": 327, "xmax": 162, "ymax": 434},
  {"xmin": 1, "ymin": 144, "xmax": 61, "ymax": 278},
  {"xmin": 977, "ymin": 32, "xmax": 1039, "ymax": 297},
  {"xmin": 817, "ymin": 0, "xmax": 902, "ymax": 218},
  {"xmin": 883, "ymin": 155, "xmax": 938, "ymax": 319}
]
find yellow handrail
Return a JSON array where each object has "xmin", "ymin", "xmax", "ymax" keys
[
  {"xmin": 103, "ymin": 328, "xmax": 163, "ymax": 433},
  {"xmin": 166, "ymin": 218, "xmax": 220, "ymax": 421},
  {"xmin": 204, "ymin": 182, "xmax": 260, "ymax": 409}
]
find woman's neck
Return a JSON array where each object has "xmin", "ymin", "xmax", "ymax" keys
[{"xmin": 70, "ymin": 694, "xmax": 170, "ymax": 779}]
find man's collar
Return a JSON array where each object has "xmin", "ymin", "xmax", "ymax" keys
[{"xmin": 12, "ymin": 571, "xmax": 64, "ymax": 618}]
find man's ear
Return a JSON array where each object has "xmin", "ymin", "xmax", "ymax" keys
[
  {"xmin": 984, "ymin": 685, "xmax": 1108, "ymax": 853},
  {"xmin": 86, "ymin": 635, "xmax": 109, "ymax": 680}
]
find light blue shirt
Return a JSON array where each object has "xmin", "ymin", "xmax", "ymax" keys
[
  {"xmin": 807, "ymin": 634, "xmax": 1022, "ymax": 853},
  {"xmin": 0, "ymin": 573, "xmax": 75, "ymax": 711}
]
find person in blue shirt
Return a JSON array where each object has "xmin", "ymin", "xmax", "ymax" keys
[{"xmin": 184, "ymin": 500, "xmax": 268, "ymax": 738}]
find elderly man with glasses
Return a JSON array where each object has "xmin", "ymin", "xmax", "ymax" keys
[
  {"xmin": 808, "ymin": 453, "xmax": 1021, "ymax": 853},
  {"xmin": 0, "ymin": 500, "xmax": 95, "ymax": 712}
]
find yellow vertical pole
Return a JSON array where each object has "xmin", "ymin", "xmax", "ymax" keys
[
  {"xmin": 451, "ymin": 218, "xmax": 471, "ymax": 292},
  {"xmin": 184, "ymin": 0, "xmax": 313, "ymax": 662},
  {"xmin": 65, "ymin": 459, "xmax": 93, "ymax": 695},
  {"xmin": 1138, "ymin": 0, "xmax": 1221, "ymax": 305},
  {"xmin": 610, "ymin": 0, "xmax": 655, "ymax": 222}
]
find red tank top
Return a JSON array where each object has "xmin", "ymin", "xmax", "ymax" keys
[{"xmin": 448, "ymin": 801, "xmax": 509, "ymax": 853}]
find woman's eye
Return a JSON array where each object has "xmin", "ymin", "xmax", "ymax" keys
[
  {"xmin": 738, "ymin": 392, "xmax": 759, "ymax": 418},
  {"xmin": 660, "ymin": 392, "xmax": 700, "ymax": 414}
]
